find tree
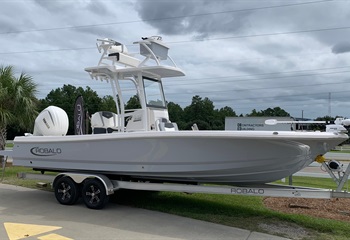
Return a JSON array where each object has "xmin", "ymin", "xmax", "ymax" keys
[
  {"xmin": 247, "ymin": 109, "xmax": 258, "ymax": 116},
  {"xmin": 246, "ymin": 107, "xmax": 290, "ymax": 117},
  {"xmin": 167, "ymin": 102, "xmax": 183, "ymax": 122},
  {"xmin": 183, "ymin": 95, "xmax": 238, "ymax": 130},
  {"xmin": 268, "ymin": 107, "xmax": 290, "ymax": 117},
  {"xmin": 214, "ymin": 106, "xmax": 237, "ymax": 130},
  {"xmin": 167, "ymin": 102, "xmax": 186, "ymax": 129},
  {"xmin": 0, "ymin": 65, "xmax": 38, "ymax": 150},
  {"xmin": 309, "ymin": 116, "xmax": 334, "ymax": 131},
  {"xmin": 100, "ymin": 95, "xmax": 117, "ymax": 113},
  {"xmin": 125, "ymin": 95, "xmax": 141, "ymax": 109},
  {"xmin": 183, "ymin": 95, "xmax": 215, "ymax": 129}
]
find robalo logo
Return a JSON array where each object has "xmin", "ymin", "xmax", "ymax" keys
[{"xmin": 30, "ymin": 147, "xmax": 62, "ymax": 156}]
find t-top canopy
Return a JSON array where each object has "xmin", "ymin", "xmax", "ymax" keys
[{"xmin": 85, "ymin": 37, "xmax": 185, "ymax": 81}]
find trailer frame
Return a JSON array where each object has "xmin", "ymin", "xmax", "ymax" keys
[{"xmin": 16, "ymin": 169, "xmax": 350, "ymax": 209}]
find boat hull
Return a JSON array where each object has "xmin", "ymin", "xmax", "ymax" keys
[{"xmin": 11, "ymin": 131, "xmax": 348, "ymax": 184}]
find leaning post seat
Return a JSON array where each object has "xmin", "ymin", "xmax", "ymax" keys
[
  {"xmin": 156, "ymin": 118, "xmax": 178, "ymax": 131},
  {"xmin": 159, "ymin": 122, "xmax": 178, "ymax": 131},
  {"xmin": 91, "ymin": 111, "xmax": 119, "ymax": 134}
]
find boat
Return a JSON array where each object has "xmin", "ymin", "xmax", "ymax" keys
[{"xmin": 4, "ymin": 36, "xmax": 349, "ymax": 185}]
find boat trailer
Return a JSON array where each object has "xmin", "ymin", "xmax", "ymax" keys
[
  {"xmin": 1, "ymin": 150, "xmax": 350, "ymax": 210},
  {"xmin": 13, "ymin": 169, "xmax": 350, "ymax": 210}
]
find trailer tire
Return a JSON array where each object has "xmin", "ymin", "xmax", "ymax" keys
[
  {"xmin": 54, "ymin": 176, "xmax": 80, "ymax": 205},
  {"xmin": 82, "ymin": 179, "xmax": 109, "ymax": 209}
]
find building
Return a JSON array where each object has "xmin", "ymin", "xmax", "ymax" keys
[{"xmin": 225, "ymin": 117, "xmax": 296, "ymax": 131}]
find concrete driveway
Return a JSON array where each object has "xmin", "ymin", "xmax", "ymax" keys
[{"xmin": 0, "ymin": 183, "xmax": 289, "ymax": 240}]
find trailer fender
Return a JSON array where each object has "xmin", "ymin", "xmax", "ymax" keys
[{"xmin": 53, "ymin": 173, "xmax": 115, "ymax": 195}]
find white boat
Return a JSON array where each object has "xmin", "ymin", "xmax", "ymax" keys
[{"xmin": 5, "ymin": 37, "xmax": 349, "ymax": 184}]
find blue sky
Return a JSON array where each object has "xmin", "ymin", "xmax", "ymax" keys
[{"xmin": 1, "ymin": 0, "xmax": 350, "ymax": 119}]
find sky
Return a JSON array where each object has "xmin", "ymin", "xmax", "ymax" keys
[{"xmin": 1, "ymin": 0, "xmax": 350, "ymax": 119}]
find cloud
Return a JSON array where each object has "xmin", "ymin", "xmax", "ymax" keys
[
  {"xmin": 0, "ymin": 2, "xmax": 37, "ymax": 33},
  {"xmin": 0, "ymin": 17, "xmax": 22, "ymax": 33},
  {"xmin": 33, "ymin": 0, "xmax": 69, "ymax": 12},
  {"xmin": 134, "ymin": 0, "xmax": 249, "ymax": 35},
  {"xmin": 86, "ymin": 0, "xmax": 113, "ymax": 16},
  {"xmin": 2, "ymin": 0, "xmax": 350, "ymax": 119},
  {"xmin": 332, "ymin": 42, "xmax": 350, "ymax": 54}
]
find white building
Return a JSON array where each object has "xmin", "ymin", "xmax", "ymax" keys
[{"xmin": 225, "ymin": 117, "xmax": 296, "ymax": 131}]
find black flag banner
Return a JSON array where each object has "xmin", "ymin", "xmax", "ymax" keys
[{"xmin": 74, "ymin": 95, "xmax": 85, "ymax": 135}]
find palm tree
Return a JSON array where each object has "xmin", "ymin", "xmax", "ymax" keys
[{"xmin": 0, "ymin": 65, "xmax": 38, "ymax": 151}]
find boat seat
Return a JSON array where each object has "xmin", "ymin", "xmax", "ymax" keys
[
  {"xmin": 91, "ymin": 111, "xmax": 118, "ymax": 134},
  {"xmin": 155, "ymin": 118, "xmax": 173, "ymax": 131},
  {"xmin": 108, "ymin": 52, "xmax": 141, "ymax": 67},
  {"xmin": 191, "ymin": 123, "xmax": 199, "ymax": 131},
  {"xmin": 159, "ymin": 122, "xmax": 178, "ymax": 131}
]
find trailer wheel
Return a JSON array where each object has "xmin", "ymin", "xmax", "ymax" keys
[
  {"xmin": 54, "ymin": 176, "xmax": 80, "ymax": 205},
  {"xmin": 82, "ymin": 179, "xmax": 109, "ymax": 209}
]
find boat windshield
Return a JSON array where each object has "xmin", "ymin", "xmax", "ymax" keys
[{"xmin": 143, "ymin": 77, "xmax": 166, "ymax": 108}]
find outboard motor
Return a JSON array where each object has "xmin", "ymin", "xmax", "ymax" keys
[{"xmin": 33, "ymin": 106, "xmax": 69, "ymax": 136}]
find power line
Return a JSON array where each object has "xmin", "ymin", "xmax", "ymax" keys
[
  {"xmin": 1, "ymin": 24, "xmax": 349, "ymax": 55},
  {"xmin": 0, "ymin": 0, "xmax": 332, "ymax": 35},
  {"xmin": 42, "ymin": 93, "xmax": 350, "ymax": 113},
  {"xmin": 34, "ymin": 68, "xmax": 350, "ymax": 93},
  {"xmin": 214, "ymin": 95, "xmax": 350, "ymax": 112},
  {"xmin": 0, "ymin": 47, "xmax": 96, "ymax": 55},
  {"xmin": 168, "ymin": 25, "xmax": 350, "ymax": 44},
  {"xmin": 182, "ymin": 50, "xmax": 333, "ymax": 66},
  {"xmin": 164, "ymin": 78, "xmax": 350, "ymax": 96},
  {"xmin": 170, "ymin": 89, "xmax": 350, "ymax": 105},
  {"xmin": 211, "ymin": 90, "xmax": 350, "ymax": 102},
  {"xmin": 3, "ymin": 51, "xmax": 337, "ymax": 80},
  {"xmin": 165, "ymin": 69, "xmax": 350, "ymax": 86},
  {"xmin": 34, "ymin": 65, "xmax": 350, "ymax": 93},
  {"xmin": 29, "ymin": 65, "xmax": 350, "ymax": 82}
]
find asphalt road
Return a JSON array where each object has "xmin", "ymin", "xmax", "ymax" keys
[
  {"xmin": 324, "ymin": 152, "xmax": 350, "ymax": 160},
  {"xmin": 0, "ymin": 183, "xmax": 288, "ymax": 240}
]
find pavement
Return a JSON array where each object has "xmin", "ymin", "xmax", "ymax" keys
[
  {"xmin": 324, "ymin": 152, "xmax": 350, "ymax": 161},
  {"xmin": 0, "ymin": 183, "xmax": 289, "ymax": 240}
]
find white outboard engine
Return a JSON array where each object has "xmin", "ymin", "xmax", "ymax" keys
[
  {"xmin": 326, "ymin": 124, "xmax": 347, "ymax": 133},
  {"xmin": 33, "ymin": 106, "xmax": 69, "ymax": 136}
]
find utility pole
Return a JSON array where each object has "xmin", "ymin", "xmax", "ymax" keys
[
  {"xmin": 328, "ymin": 92, "xmax": 331, "ymax": 117},
  {"xmin": 301, "ymin": 110, "xmax": 304, "ymax": 130}
]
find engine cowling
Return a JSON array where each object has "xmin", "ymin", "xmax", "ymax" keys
[{"xmin": 33, "ymin": 106, "xmax": 69, "ymax": 136}]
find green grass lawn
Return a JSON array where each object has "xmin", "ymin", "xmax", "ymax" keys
[
  {"xmin": 5, "ymin": 142, "xmax": 13, "ymax": 148},
  {"xmin": 1, "ymin": 166, "xmax": 350, "ymax": 239},
  {"xmin": 278, "ymin": 176, "xmax": 350, "ymax": 190},
  {"xmin": 1, "ymin": 166, "xmax": 55, "ymax": 190},
  {"xmin": 331, "ymin": 150, "xmax": 350, "ymax": 154}
]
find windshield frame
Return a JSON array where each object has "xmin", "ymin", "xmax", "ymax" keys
[{"xmin": 142, "ymin": 77, "xmax": 167, "ymax": 109}]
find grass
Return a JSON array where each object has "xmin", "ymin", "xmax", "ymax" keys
[
  {"xmin": 111, "ymin": 175, "xmax": 350, "ymax": 239},
  {"xmin": 1, "ymin": 166, "xmax": 54, "ymax": 190},
  {"xmin": 5, "ymin": 142, "xmax": 13, "ymax": 148},
  {"xmin": 331, "ymin": 150, "xmax": 350, "ymax": 154},
  {"xmin": 2, "ymin": 166, "xmax": 350, "ymax": 239},
  {"xmin": 111, "ymin": 190, "xmax": 350, "ymax": 240},
  {"xmin": 278, "ymin": 176, "xmax": 350, "ymax": 191}
]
